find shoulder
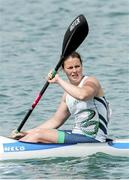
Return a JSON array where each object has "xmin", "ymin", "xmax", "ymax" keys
[
  {"xmin": 83, "ymin": 76, "xmax": 101, "ymax": 88},
  {"xmin": 83, "ymin": 76, "xmax": 104, "ymax": 97}
]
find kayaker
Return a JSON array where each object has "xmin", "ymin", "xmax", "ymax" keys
[{"xmin": 11, "ymin": 51, "xmax": 111, "ymax": 143}]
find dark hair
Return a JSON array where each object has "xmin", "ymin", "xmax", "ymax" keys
[{"xmin": 62, "ymin": 51, "xmax": 82, "ymax": 68}]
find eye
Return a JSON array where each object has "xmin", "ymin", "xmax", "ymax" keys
[
  {"xmin": 67, "ymin": 66, "xmax": 73, "ymax": 69},
  {"xmin": 75, "ymin": 65, "xmax": 80, "ymax": 68},
  {"xmin": 66, "ymin": 65, "xmax": 81, "ymax": 70}
]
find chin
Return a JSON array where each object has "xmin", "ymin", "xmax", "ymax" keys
[{"xmin": 71, "ymin": 78, "xmax": 80, "ymax": 85}]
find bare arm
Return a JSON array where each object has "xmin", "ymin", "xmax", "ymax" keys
[
  {"xmin": 27, "ymin": 93, "xmax": 70, "ymax": 133},
  {"xmin": 49, "ymin": 75, "xmax": 104, "ymax": 101}
]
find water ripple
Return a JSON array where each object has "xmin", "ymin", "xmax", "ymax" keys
[{"xmin": 0, "ymin": 0, "xmax": 129, "ymax": 179}]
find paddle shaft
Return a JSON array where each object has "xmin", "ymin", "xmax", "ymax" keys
[{"xmin": 17, "ymin": 56, "xmax": 64, "ymax": 132}]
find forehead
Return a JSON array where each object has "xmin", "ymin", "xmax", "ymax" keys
[{"xmin": 64, "ymin": 57, "xmax": 81, "ymax": 67}]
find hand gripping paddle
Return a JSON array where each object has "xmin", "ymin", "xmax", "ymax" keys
[{"xmin": 16, "ymin": 14, "xmax": 89, "ymax": 132}]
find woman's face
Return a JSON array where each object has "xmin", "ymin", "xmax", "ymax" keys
[{"xmin": 63, "ymin": 56, "xmax": 83, "ymax": 85}]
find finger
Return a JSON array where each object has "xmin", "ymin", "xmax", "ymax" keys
[{"xmin": 48, "ymin": 70, "xmax": 56, "ymax": 80}]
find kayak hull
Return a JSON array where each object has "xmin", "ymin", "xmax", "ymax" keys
[{"xmin": 0, "ymin": 136, "xmax": 129, "ymax": 160}]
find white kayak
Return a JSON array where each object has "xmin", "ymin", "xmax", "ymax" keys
[{"xmin": 0, "ymin": 135, "xmax": 129, "ymax": 161}]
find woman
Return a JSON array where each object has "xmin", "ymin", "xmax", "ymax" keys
[{"xmin": 12, "ymin": 51, "xmax": 110, "ymax": 143}]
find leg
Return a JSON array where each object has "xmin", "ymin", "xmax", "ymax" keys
[
  {"xmin": 64, "ymin": 131, "xmax": 100, "ymax": 143},
  {"xmin": 19, "ymin": 129, "xmax": 58, "ymax": 143}
]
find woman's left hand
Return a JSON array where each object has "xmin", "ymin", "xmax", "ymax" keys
[{"xmin": 9, "ymin": 130, "xmax": 27, "ymax": 140}]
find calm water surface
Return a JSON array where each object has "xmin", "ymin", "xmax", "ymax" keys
[{"xmin": 0, "ymin": 0, "xmax": 129, "ymax": 179}]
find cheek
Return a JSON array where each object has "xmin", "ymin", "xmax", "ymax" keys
[
  {"xmin": 79, "ymin": 67, "xmax": 83, "ymax": 73},
  {"xmin": 63, "ymin": 68, "xmax": 71, "ymax": 75},
  {"xmin": 65, "ymin": 71, "xmax": 71, "ymax": 77}
]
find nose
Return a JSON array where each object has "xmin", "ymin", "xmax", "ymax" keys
[{"xmin": 73, "ymin": 67, "xmax": 77, "ymax": 72}]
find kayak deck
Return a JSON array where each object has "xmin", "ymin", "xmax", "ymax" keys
[{"xmin": 0, "ymin": 136, "xmax": 129, "ymax": 160}]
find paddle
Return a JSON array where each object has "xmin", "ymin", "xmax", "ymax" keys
[{"xmin": 16, "ymin": 14, "xmax": 89, "ymax": 132}]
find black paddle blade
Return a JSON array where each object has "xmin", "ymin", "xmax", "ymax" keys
[{"xmin": 62, "ymin": 14, "xmax": 89, "ymax": 58}]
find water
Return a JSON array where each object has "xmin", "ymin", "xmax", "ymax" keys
[{"xmin": 0, "ymin": 0, "xmax": 129, "ymax": 179}]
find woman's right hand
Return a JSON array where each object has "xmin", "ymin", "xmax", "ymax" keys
[{"xmin": 47, "ymin": 70, "xmax": 60, "ymax": 84}]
